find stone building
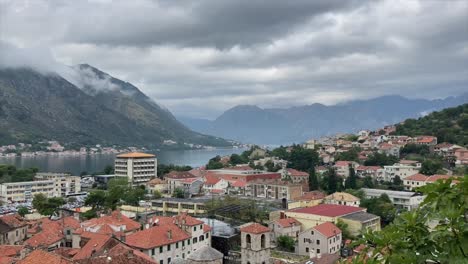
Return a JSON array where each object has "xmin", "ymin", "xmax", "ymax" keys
[
  {"xmin": 240, "ymin": 223, "xmax": 271, "ymax": 264},
  {"xmin": 186, "ymin": 245, "xmax": 223, "ymax": 264}
]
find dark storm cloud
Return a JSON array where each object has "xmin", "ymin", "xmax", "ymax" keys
[{"xmin": 0, "ymin": 0, "xmax": 467, "ymax": 119}]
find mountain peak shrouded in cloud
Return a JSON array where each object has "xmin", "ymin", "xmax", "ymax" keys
[{"xmin": 0, "ymin": 0, "xmax": 467, "ymax": 119}]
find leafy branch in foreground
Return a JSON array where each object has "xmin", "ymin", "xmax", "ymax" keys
[{"xmin": 348, "ymin": 176, "xmax": 467, "ymax": 264}]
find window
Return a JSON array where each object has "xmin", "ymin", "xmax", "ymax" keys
[
  {"xmin": 261, "ymin": 234, "xmax": 266, "ymax": 248},
  {"xmin": 199, "ymin": 235, "xmax": 204, "ymax": 241},
  {"xmin": 306, "ymin": 247, "xmax": 309, "ymax": 253},
  {"xmin": 316, "ymin": 240, "xmax": 320, "ymax": 245},
  {"xmin": 311, "ymin": 231, "xmax": 314, "ymax": 235},
  {"xmin": 152, "ymin": 249, "xmax": 155, "ymax": 255},
  {"xmin": 246, "ymin": 234, "xmax": 251, "ymax": 244},
  {"xmin": 168, "ymin": 258, "xmax": 171, "ymax": 264},
  {"xmin": 193, "ymin": 237, "xmax": 197, "ymax": 244},
  {"xmin": 160, "ymin": 260, "xmax": 163, "ymax": 264},
  {"xmin": 182, "ymin": 240, "xmax": 185, "ymax": 247},
  {"xmin": 66, "ymin": 230, "xmax": 71, "ymax": 235},
  {"xmin": 182, "ymin": 253, "xmax": 185, "ymax": 258},
  {"xmin": 167, "ymin": 244, "xmax": 171, "ymax": 251},
  {"xmin": 194, "ymin": 226, "xmax": 197, "ymax": 231},
  {"xmin": 188, "ymin": 239, "xmax": 191, "ymax": 245},
  {"xmin": 317, "ymin": 249, "xmax": 320, "ymax": 254},
  {"xmin": 200, "ymin": 225, "xmax": 203, "ymax": 230},
  {"xmin": 176, "ymin": 242, "xmax": 179, "ymax": 249},
  {"xmin": 159, "ymin": 247, "xmax": 163, "ymax": 253}
]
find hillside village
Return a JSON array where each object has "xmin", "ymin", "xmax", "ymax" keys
[{"xmin": 0, "ymin": 116, "xmax": 465, "ymax": 264}]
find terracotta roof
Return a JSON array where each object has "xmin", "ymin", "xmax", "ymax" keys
[
  {"xmin": 0, "ymin": 214, "xmax": 27, "ymax": 231},
  {"xmin": 210, "ymin": 189, "xmax": 224, "ymax": 194},
  {"xmin": 181, "ymin": 178, "xmax": 199, "ymax": 183},
  {"xmin": 126, "ymin": 223, "xmax": 190, "ymax": 249},
  {"xmin": 325, "ymin": 192, "xmax": 360, "ymax": 202},
  {"xmin": 24, "ymin": 217, "xmax": 79, "ymax": 248},
  {"xmin": 334, "ymin": 161, "xmax": 351, "ymax": 167},
  {"xmin": 83, "ymin": 240, "xmax": 156, "ymax": 264},
  {"xmin": 81, "ymin": 211, "xmax": 140, "ymax": 235},
  {"xmin": 204, "ymin": 175, "xmax": 221, "ymax": 185},
  {"xmin": 295, "ymin": 191, "xmax": 326, "ymax": 201},
  {"xmin": 147, "ymin": 178, "xmax": 165, "ymax": 186},
  {"xmin": 173, "ymin": 213, "xmax": 204, "ymax": 226},
  {"xmin": 0, "ymin": 245, "xmax": 23, "ymax": 258},
  {"xmin": 405, "ymin": 173, "xmax": 428, "ymax": 181},
  {"xmin": 224, "ymin": 165, "xmax": 253, "ymax": 171},
  {"xmin": 399, "ymin": 160, "xmax": 419, "ymax": 165},
  {"xmin": 72, "ymin": 232, "xmax": 111, "ymax": 260},
  {"xmin": 203, "ymin": 224, "xmax": 212, "ymax": 233},
  {"xmin": 427, "ymin": 174, "xmax": 454, "ymax": 182},
  {"xmin": 231, "ymin": 180, "xmax": 247, "ymax": 188},
  {"xmin": 313, "ymin": 222, "xmax": 342, "ymax": 238},
  {"xmin": 240, "ymin": 223, "xmax": 270, "ymax": 234},
  {"xmin": 286, "ymin": 168, "xmax": 308, "ymax": 177},
  {"xmin": 275, "ymin": 218, "xmax": 300, "ymax": 228},
  {"xmin": 164, "ymin": 171, "xmax": 197, "ymax": 179},
  {"xmin": 116, "ymin": 152, "xmax": 155, "ymax": 158},
  {"xmin": 288, "ymin": 204, "xmax": 364, "ymax": 217},
  {"xmin": 417, "ymin": 136, "xmax": 436, "ymax": 143},
  {"xmin": 17, "ymin": 250, "xmax": 73, "ymax": 264}
]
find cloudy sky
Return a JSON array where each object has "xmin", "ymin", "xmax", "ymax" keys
[{"xmin": 1, "ymin": 0, "xmax": 467, "ymax": 119}]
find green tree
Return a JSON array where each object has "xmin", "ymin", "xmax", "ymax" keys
[
  {"xmin": 361, "ymin": 194, "xmax": 396, "ymax": 225},
  {"xmin": 17, "ymin": 206, "xmax": 29, "ymax": 217},
  {"xmin": 103, "ymin": 165, "xmax": 114, "ymax": 174},
  {"xmin": 288, "ymin": 145, "xmax": 319, "ymax": 171},
  {"xmin": 325, "ymin": 168, "xmax": 341, "ymax": 194},
  {"xmin": 206, "ymin": 156, "xmax": 224, "ymax": 170},
  {"xmin": 264, "ymin": 160, "xmax": 276, "ymax": 172},
  {"xmin": 336, "ymin": 219, "xmax": 353, "ymax": 240},
  {"xmin": 32, "ymin": 194, "xmax": 65, "ymax": 216},
  {"xmin": 173, "ymin": 188, "xmax": 185, "ymax": 198},
  {"xmin": 270, "ymin": 146, "xmax": 290, "ymax": 160},
  {"xmin": 364, "ymin": 152, "xmax": 398, "ymax": 166},
  {"xmin": 420, "ymin": 159, "xmax": 443, "ymax": 175},
  {"xmin": 152, "ymin": 190, "xmax": 162, "ymax": 199},
  {"xmin": 277, "ymin": 235, "xmax": 295, "ymax": 252},
  {"xmin": 230, "ymin": 154, "xmax": 246, "ymax": 165},
  {"xmin": 308, "ymin": 169, "xmax": 319, "ymax": 191},
  {"xmin": 335, "ymin": 147, "xmax": 361, "ymax": 162},
  {"xmin": 344, "ymin": 166, "xmax": 357, "ymax": 189},
  {"xmin": 363, "ymin": 176, "xmax": 375, "ymax": 188},
  {"xmin": 353, "ymin": 176, "xmax": 468, "ymax": 263},
  {"xmin": 85, "ymin": 190, "xmax": 107, "ymax": 210}
]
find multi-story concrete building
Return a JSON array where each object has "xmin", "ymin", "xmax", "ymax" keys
[
  {"xmin": 115, "ymin": 152, "xmax": 157, "ymax": 186},
  {"xmin": 403, "ymin": 174, "xmax": 457, "ymax": 191},
  {"xmin": 333, "ymin": 161, "xmax": 359, "ymax": 178},
  {"xmin": 34, "ymin": 172, "xmax": 81, "ymax": 197},
  {"xmin": 165, "ymin": 171, "xmax": 201, "ymax": 195},
  {"xmin": 152, "ymin": 198, "xmax": 208, "ymax": 216},
  {"xmin": 0, "ymin": 180, "xmax": 55, "ymax": 203},
  {"xmin": 361, "ymin": 188, "xmax": 425, "ymax": 211},
  {"xmin": 381, "ymin": 163, "xmax": 420, "ymax": 182},
  {"xmin": 245, "ymin": 179, "xmax": 302, "ymax": 201},
  {"xmin": 297, "ymin": 222, "xmax": 341, "ymax": 256}
]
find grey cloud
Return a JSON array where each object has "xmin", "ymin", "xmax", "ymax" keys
[{"xmin": 0, "ymin": 0, "xmax": 467, "ymax": 119}]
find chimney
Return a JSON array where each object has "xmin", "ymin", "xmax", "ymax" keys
[{"xmin": 167, "ymin": 230, "xmax": 172, "ymax": 240}]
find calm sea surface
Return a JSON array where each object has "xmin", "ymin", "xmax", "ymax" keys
[{"xmin": 0, "ymin": 148, "xmax": 246, "ymax": 175}]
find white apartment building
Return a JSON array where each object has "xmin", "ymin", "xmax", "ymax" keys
[
  {"xmin": 0, "ymin": 180, "xmax": 55, "ymax": 203},
  {"xmin": 380, "ymin": 163, "xmax": 420, "ymax": 182},
  {"xmin": 34, "ymin": 172, "xmax": 81, "ymax": 197},
  {"xmin": 115, "ymin": 152, "xmax": 157, "ymax": 186},
  {"xmin": 361, "ymin": 188, "xmax": 425, "ymax": 211}
]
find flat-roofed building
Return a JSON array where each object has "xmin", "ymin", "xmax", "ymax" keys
[
  {"xmin": 34, "ymin": 172, "xmax": 81, "ymax": 197},
  {"xmin": 339, "ymin": 211, "xmax": 381, "ymax": 236},
  {"xmin": 0, "ymin": 180, "xmax": 55, "ymax": 203},
  {"xmin": 245, "ymin": 179, "xmax": 303, "ymax": 200},
  {"xmin": 361, "ymin": 188, "xmax": 425, "ymax": 211},
  {"xmin": 115, "ymin": 152, "xmax": 157, "ymax": 186},
  {"xmin": 381, "ymin": 163, "xmax": 420, "ymax": 182},
  {"xmin": 152, "ymin": 198, "xmax": 209, "ymax": 216}
]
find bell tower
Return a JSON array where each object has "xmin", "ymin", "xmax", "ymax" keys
[{"xmin": 240, "ymin": 223, "xmax": 271, "ymax": 264}]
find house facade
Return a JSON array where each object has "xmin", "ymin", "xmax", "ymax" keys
[{"xmin": 297, "ymin": 222, "xmax": 341, "ymax": 256}]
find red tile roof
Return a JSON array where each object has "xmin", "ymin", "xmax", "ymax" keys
[
  {"xmin": 427, "ymin": 174, "xmax": 453, "ymax": 182},
  {"xmin": 286, "ymin": 168, "xmax": 308, "ymax": 177},
  {"xmin": 275, "ymin": 218, "xmax": 300, "ymax": 228},
  {"xmin": 296, "ymin": 191, "xmax": 326, "ymax": 201},
  {"xmin": 126, "ymin": 223, "xmax": 190, "ymax": 249},
  {"xmin": 0, "ymin": 245, "xmax": 23, "ymax": 258},
  {"xmin": 164, "ymin": 171, "xmax": 197, "ymax": 179},
  {"xmin": 204, "ymin": 175, "xmax": 221, "ymax": 185},
  {"xmin": 313, "ymin": 222, "xmax": 341, "ymax": 238},
  {"xmin": 81, "ymin": 211, "xmax": 140, "ymax": 235},
  {"xmin": 173, "ymin": 213, "xmax": 204, "ymax": 226},
  {"xmin": 231, "ymin": 180, "xmax": 247, "ymax": 187},
  {"xmin": 240, "ymin": 223, "xmax": 270, "ymax": 234},
  {"xmin": 84, "ymin": 240, "xmax": 156, "ymax": 264},
  {"xmin": 210, "ymin": 189, "xmax": 224, "ymax": 194},
  {"xmin": 116, "ymin": 152, "xmax": 155, "ymax": 158},
  {"xmin": 17, "ymin": 250, "xmax": 73, "ymax": 264},
  {"xmin": 224, "ymin": 165, "xmax": 253, "ymax": 171},
  {"xmin": 405, "ymin": 173, "xmax": 428, "ymax": 181},
  {"xmin": 335, "ymin": 161, "xmax": 351, "ymax": 167},
  {"xmin": 24, "ymin": 217, "xmax": 79, "ymax": 248},
  {"xmin": 72, "ymin": 232, "xmax": 111, "ymax": 260},
  {"xmin": 0, "ymin": 214, "xmax": 27, "ymax": 229},
  {"xmin": 288, "ymin": 204, "xmax": 364, "ymax": 217},
  {"xmin": 203, "ymin": 224, "xmax": 212, "ymax": 233}
]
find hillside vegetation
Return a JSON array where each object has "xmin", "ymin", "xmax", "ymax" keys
[{"xmin": 394, "ymin": 104, "xmax": 468, "ymax": 146}]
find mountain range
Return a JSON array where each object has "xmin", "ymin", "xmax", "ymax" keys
[
  {"xmin": 0, "ymin": 64, "xmax": 229, "ymax": 148},
  {"xmin": 178, "ymin": 93, "xmax": 468, "ymax": 145}
]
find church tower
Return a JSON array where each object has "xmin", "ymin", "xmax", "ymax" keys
[{"xmin": 240, "ymin": 223, "xmax": 271, "ymax": 264}]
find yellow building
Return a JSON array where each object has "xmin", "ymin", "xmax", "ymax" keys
[{"xmin": 288, "ymin": 191, "xmax": 326, "ymax": 210}]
